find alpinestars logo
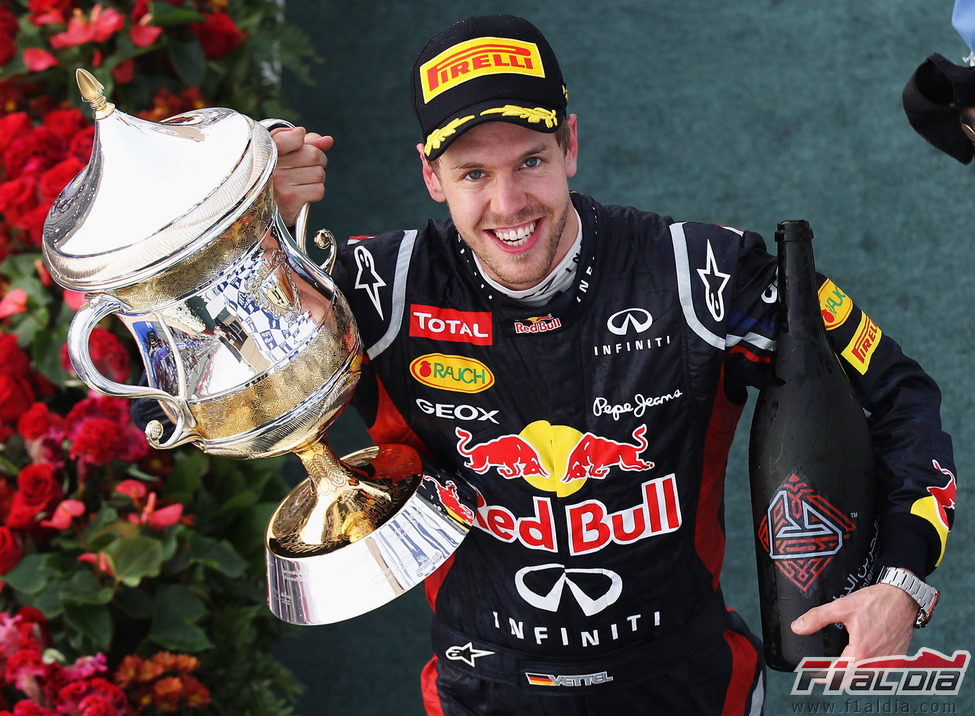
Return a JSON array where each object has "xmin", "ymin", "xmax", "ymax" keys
[
  {"xmin": 758, "ymin": 474, "xmax": 855, "ymax": 594},
  {"xmin": 352, "ymin": 245, "xmax": 386, "ymax": 318},
  {"xmin": 696, "ymin": 240, "xmax": 730, "ymax": 321}
]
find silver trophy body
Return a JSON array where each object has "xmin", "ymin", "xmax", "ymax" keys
[{"xmin": 41, "ymin": 70, "xmax": 473, "ymax": 625}]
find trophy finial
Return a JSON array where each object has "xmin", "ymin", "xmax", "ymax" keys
[{"xmin": 76, "ymin": 68, "xmax": 115, "ymax": 119}]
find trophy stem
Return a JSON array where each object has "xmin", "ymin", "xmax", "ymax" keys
[{"xmin": 266, "ymin": 439, "xmax": 416, "ymax": 558}]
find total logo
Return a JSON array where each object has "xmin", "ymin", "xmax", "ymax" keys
[
  {"xmin": 455, "ymin": 422, "xmax": 653, "ymax": 497},
  {"xmin": 410, "ymin": 304, "xmax": 492, "ymax": 345}
]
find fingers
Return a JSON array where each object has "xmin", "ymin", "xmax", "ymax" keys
[{"xmin": 269, "ymin": 127, "xmax": 332, "ymax": 225}]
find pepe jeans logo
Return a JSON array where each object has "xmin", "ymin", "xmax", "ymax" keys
[{"xmin": 758, "ymin": 474, "xmax": 856, "ymax": 594}]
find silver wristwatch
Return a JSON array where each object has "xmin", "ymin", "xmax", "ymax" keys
[{"xmin": 876, "ymin": 566, "xmax": 940, "ymax": 628}]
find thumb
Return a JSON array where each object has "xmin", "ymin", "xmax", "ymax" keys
[
  {"xmin": 791, "ymin": 606, "xmax": 830, "ymax": 635},
  {"xmin": 304, "ymin": 133, "xmax": 335, "ymax": 151}
]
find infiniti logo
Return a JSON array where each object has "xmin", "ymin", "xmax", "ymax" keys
[
  {"xmin": 606, "ymin": 308, "xmax": 653, "ymax": 336},
  {"xmin": 515, "ymin": 563, "xmax": 623, "ymax": 616}
]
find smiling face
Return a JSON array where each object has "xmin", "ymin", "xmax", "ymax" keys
[{"xmin": 419, "ymin": 115, "xmax": 579, "ymax": 291}]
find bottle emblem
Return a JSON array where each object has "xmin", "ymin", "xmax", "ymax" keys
[{"xmin": 757, "ymin": 474, "xmax": 856, "ymax": 594}]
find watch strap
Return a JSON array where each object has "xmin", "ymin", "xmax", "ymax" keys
[{"xmin": 876, "ymin": 566, "xmax": 939, "ymax": 628}]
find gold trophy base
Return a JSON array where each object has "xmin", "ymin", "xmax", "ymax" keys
[{"xmin": 265, "ymin": 440, "xmax": 474, "ymax": 625}]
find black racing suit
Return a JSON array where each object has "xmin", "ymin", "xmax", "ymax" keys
[{"xmin": 331, "ymin": 193, "xmax": 956, "ymax": 715}]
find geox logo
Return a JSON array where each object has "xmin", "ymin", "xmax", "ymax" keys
[{"xmin": 419, "ymin": 37, "xmax": 544, "ymax": 102}]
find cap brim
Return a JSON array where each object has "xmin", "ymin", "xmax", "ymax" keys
[{"xmin": 423, "ymin": 98, "xmax": 562, "ymax": 160}]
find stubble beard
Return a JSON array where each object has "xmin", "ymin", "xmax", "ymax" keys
[{"xmin": 464, "ymin": 201, "xmax": 570, "ymax": 291}]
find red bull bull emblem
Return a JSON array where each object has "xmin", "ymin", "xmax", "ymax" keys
[
  {"xmin": 758, "ymin": 474, "xmax": 856, "ymax": 594},
  {"xmin": 455, "ymin": 422, "xmax": 680, "ymax": 555},
  {"xmin": 454, "ymin": 422, "xmax": 654, "ymax": 495}
]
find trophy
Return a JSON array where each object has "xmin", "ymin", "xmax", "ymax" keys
[{"xmin": 42, "ymin": 70, "xmax": 475, "ymax": 626}]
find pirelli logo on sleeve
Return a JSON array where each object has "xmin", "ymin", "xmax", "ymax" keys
[
  {"xmin": 419, "ymin": 37, "xmax": 545, "ymax": 103},
  {"xmin": 841, "ymin": 313, "xmax": 882, "ymax": 374}
]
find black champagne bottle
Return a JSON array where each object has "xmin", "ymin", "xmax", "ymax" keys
[{"xmin": 748, "ymin": 219, "xmax": 877, "ymax": 672}]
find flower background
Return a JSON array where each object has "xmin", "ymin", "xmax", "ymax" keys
[{"xmin": 0, "ymin": 1, "xmax": 317, "ymax": 713}]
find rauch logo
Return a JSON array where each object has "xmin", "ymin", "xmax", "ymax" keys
[{"xmin": 410, "ymin": 353, "xmax": 494, "ymax": 394}]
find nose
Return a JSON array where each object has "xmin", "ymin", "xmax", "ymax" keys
[{"xmin": 489, "ymin": 173, "xmax": 526, "ymax": 218}]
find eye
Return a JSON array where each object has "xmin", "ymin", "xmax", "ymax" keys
[
  {"xmin": 464, "ymin": 169, "xmax": 485, "ymax": 181},
  {"xmin": 523, "ymin": 157, "xmax": 542, "ymax": 168}
]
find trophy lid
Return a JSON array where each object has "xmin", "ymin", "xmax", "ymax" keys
[{"xmin": 42, "ymin": 69, "xmax": 276, "ymax": 292}]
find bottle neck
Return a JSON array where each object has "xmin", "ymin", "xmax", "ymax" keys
[{"xmin": 777, "ymin": 237, "xmax": 825, "ymax": 340}]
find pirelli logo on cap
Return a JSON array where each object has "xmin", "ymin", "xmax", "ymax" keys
[
  {"xmin": 842, "ymin": 313, "xmax": 882, "ymax": 375},
  {"xmin": 419, "ymin": 37, "xmax": 545, "ymax": 103}
]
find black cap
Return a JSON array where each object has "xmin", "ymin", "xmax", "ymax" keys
[
  {"xmin": 412, "ymin": 15, "xmax": 568, "ymax": 161},
  {"xmin": 903, "ymin": 53, "xmax": 975, "ymax": 164}
]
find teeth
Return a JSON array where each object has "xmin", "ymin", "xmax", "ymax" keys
[{"xmin": 493, "ymin": 222, "xmax": 536, "ymax": 246}]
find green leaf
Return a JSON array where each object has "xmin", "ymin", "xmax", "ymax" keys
[
  {"xmin": 149, "ymin": 2, "xmax": 206, "ymax": 26},
  {"xmin": 104, "ymin": 535, "xmax": 164, "ymax": 588},
  {"xmin": 61, "ymin": 570, "xmax": 114, "ymax": 606},
  {"xmin": 167, "ymin": 37, "xmax": 207, "ymax": 88},
  {"xmin": 63, "ymin": 602, "xmax": 112, "ymax": 651},
  {"xmin": 149, "ymin": 584, "xmax": 213, "ymax": 652},
  {"xmin": 185, "ymin": 531, "xmax": 246, "ymax": 577},
  {"xmin": 116, "ymin": 584, "xmax": 154, "ymax": 620},
  {"xmin": 4, "ymin": 553, "xmax": 59, "ymax": 594}
]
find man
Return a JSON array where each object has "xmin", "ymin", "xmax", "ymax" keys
[{"xmin": 272, "ymin": 15, "xmax": 955, "ymax": 715}]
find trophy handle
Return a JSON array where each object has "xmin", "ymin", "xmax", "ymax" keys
[{"xmin": 67, "ymin": 294, "xmax": 200, "ymax": 450}]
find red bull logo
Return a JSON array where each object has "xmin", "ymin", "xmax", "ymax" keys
[
  {"xmin": 473, "ymin": 475, "xmax": 682, "ymax": 555},
  {"xmin": 455, "ymin": 421, "xmax": 656, "ymax": 497},
  {"xmin": 912, "ymin": 458, "xmax": 956, "ymax": 566},
  {"xmin": 563, "ymin": 425, "xmax": 654, "ymax": 483}
]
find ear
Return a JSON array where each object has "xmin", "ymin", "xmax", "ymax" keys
[
  {"xmin": 563, "ymin": 113, "xmax": 579, "ymax": 179},
  {"xmin": 417, "ymin": 143, "xmax": 446, "ymax": 203}
]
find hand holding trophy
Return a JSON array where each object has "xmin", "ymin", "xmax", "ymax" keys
[{"xmin": 42, "ymin": 69, "xmax": 475, "ymax": 626}]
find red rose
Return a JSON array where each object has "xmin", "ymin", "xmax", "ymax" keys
[
  {"xmin": 16, "ymin": 402, "xmax": 60, "ymax": 440},
  {"xmin": 0, "ymin": 8, "xmax": 17, "ymax": 67},
  {"xmin": 42, "ymin": 108, "xmax": 88, "ymax": 142},
  {"xmin": 13, "ymin": 204, "xmax": 49, "ymax": 247},
  {"xmin": 88, "ymin": 327, "xmax": 130, "ymax": 382},
  {"xmin": 0, "ymin": 113, "xmax": 33, "ymax": 154},
  {"xmin": 112, "ymin": 58, "xmax": 135, "ymax": 85},
  {"xmin": 69, "ymin": 417, "xmax": 125, "ymax": 465},
  {"xmin": 191, "ymin": 12, "xmax": 247, "ymax": 60},
  {"xmin": 39, "ymin": 156, "xmax": 84, "ymax": 203},
  {"xmin": 68, "ymin": 125, "xmax": 95, "ymax": 163},
  {"xmin": 0, "ymin": 334, "xmax": 31, "ymax": 379},
  {"xmin": 3, "ymin": 126, "xmax": 66, "ymax": 180},
  {"xmin": 0, "ymin": 375, "xmax": 34, "ymax": 422},
  {"xmin": 0, "ymin": 527, "xmax": 22, "ymax": 574},
  {"xmin": 22, "ymin": 48, "xmax": 58, "ymax": 72},
  {"xmin": 0, "ymin": 177, "xmax": 38, "ymax": 223},
  {"xmin": 7, "ymin": 464, "xmax": 62, "ymax": 529}
]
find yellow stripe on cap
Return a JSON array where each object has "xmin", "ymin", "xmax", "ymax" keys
[
  {"xmin": 425, "ymin": 114, "xmax": 475, "ymax": 156},
  {"xmin": 479, "ymin": 105, "xmax": 559, "ymax": 127}
]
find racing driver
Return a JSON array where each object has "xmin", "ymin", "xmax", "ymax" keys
[{"xmin": 270, "ymin": 14, "xmax": 956, "ymax": 716}]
